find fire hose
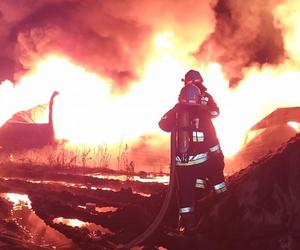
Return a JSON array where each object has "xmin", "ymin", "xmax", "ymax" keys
[{"xmin": 116, "ymin": 130, "xmax": 177, "ymax": 249}]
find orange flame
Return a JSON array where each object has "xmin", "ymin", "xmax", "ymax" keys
[
  {"xmin": 1, "ymin": 0, "xmax": 300, "ymax": 163},
  {"xmin": 2, "ymin": 193, "xmax": 32, "ymax": 209}
]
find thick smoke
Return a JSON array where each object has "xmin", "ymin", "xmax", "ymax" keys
[
  {"xmin": 2, "ymin": 0, "xmax": 152, "ymax": 90},
  {"xmin": 196, "ymin": 0, "xmax": 286, "ymax": 87},
  {"xmin": 0, "ymin": 0, "xmax": 289, "ymax": 88},
  {"xmin": 0, "ymin": 0, "xmax": 214, "ymax": 91}
]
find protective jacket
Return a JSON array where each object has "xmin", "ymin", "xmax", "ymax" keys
[{"xmin": 159, "ymin": 91, "xmax": 220, "ymax": 154}]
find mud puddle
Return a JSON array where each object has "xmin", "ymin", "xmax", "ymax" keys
[{"xmin": 1, "ymin": 192, "xmax": 78, "ymax": 249}]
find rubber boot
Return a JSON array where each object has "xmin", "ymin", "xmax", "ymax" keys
[{"xmin": 177, "ymin": 212, "xmax": 196, "ymax": 235}]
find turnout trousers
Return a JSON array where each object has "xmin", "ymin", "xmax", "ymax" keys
[{"xmin": 175, "ymin": 150, "xmax": 226, "ymax": 214}]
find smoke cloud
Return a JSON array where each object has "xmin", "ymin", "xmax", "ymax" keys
[
  {"xmin": 0, "ymin": 0, "xmax": 291, "ymax": 88},
  {"xmin": 196, "ymin": 0, "xmax": 286, "ymax": 87},
  {"xmin": 0, "ymin": 0, "xmax": 214, "ymax": 91}
]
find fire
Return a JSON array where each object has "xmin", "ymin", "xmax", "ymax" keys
[
  {"xmin": 288, "ymin": 122, "xmax": 300, "ymax": 132},
  {"xmin": 273, "ymin": 0, "xmax": 300, "ymax": 61},
  {"xmin": 53, "ymin": 217, "xmax": 87, "ymax": 228},
  {"xmin": 49, "ymin": 51, "xmax": 183, "ymax": 145},
  {"xmin": 53, "ymin": 217, "xmax": 113, "ymax": 234},
  {"xmin": 1, "ymin": 0, "xmax": 300, "ymax": 165},
  {"xmin": 212, "ymin": 63, "xmax": 300, "ymax": 156},
  {"xmin": 1, "ymin": 50, "xmax": 300, "ymax": 159},
  {"xmin": 155, "ymin": 32, "xmax": 174, "ymax": 49},
  {"xmin": 0, "ymin": 30, "xmax": 188, "ymax": 150},
  {"xmin": 3, "ymin": 193, "xmax": 32, "ymax": 209}
]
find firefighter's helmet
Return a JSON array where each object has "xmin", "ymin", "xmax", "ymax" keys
[
  {"xmin": 178, "ymin": 83, "xmax": 201, "ymax": 105},
  {"xmin": 183, "ymin": 69, "xmax": 203, "ymax": 85},
  {"xmin": 183, "ymin": 69, "xmax": 207, "ymax": 91}
]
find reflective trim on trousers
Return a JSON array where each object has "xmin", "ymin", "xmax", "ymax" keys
[
  {"xmin": 192, "ymin": 131, "xmax": 204, "ymax": 142},
  {"xmin": 214, "ymin": 182, "xmax": 227, "ymax": 193},
  {"xmin": 195, "ymin": 178, "xmax": 206, "ymax": 189},
  {"xmin": 209, "ymin": 144, "xmax": 220, "ymax": 153},
  {"xmin": 176, "ymin": 153, "xmax": 208, "ymax": 166},
  {"xmin": 179, "ymin": 206, "xmax": 194, "ymax": 214}
]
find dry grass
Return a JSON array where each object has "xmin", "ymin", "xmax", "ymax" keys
[{"xmin": 1, "ymin": 142, "xmax": 112, "ymax": 169}]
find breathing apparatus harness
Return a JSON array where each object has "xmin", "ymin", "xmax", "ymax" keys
[{"xmin": 176, "ymin": 83, "xmax": 206, "ymax": 166}]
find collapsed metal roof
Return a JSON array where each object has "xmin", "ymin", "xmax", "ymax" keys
[
  {"xmin": 250, "ymin": 107, "xmax": 300, "ymax": 131},
  {"xmin": 0, "ymin": 91, "xmax": 58, "ymax": 151}
]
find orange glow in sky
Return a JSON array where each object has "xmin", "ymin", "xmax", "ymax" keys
[{"xmin": 1, "ymin": 0, "xmax": 300, "ymax": 161}]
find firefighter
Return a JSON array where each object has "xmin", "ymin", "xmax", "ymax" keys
[{"xmin": 158, "ymin": 69, "xmax": 226, "ymax": 234}]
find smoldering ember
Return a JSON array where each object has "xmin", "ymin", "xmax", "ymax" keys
[{"xmin": 0, "ymin": 0, "xmax": 300, "ymax": 250}]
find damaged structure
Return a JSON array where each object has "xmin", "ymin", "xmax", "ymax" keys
[
  {"xmin": 0, "ymin": 91, "xmax": 59, "ymax": 152},
  {"xmin": 226, "ymin": 107, "xmax": 300, "ymax": 174}
]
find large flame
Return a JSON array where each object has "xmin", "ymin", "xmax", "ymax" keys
[
  {"xmin": 0, "ymin": 0, "xmax": 300, "ymax": 166},
  {"xmin": 0, "ymin": 46, "xmax": 185, "ymax": 146}
]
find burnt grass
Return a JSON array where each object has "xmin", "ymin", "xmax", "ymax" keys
[{"xmin": 0, "ymin": 133, "xmax": 300, "ymax": 249}]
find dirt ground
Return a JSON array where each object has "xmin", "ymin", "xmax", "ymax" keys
[
  {"xmin": 0, "ymin": 164, "xmax": 173, "ymax": 249},
  {"xmin": 0, "ymin": 133, "xmax": 300, "ymax": 250}
]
